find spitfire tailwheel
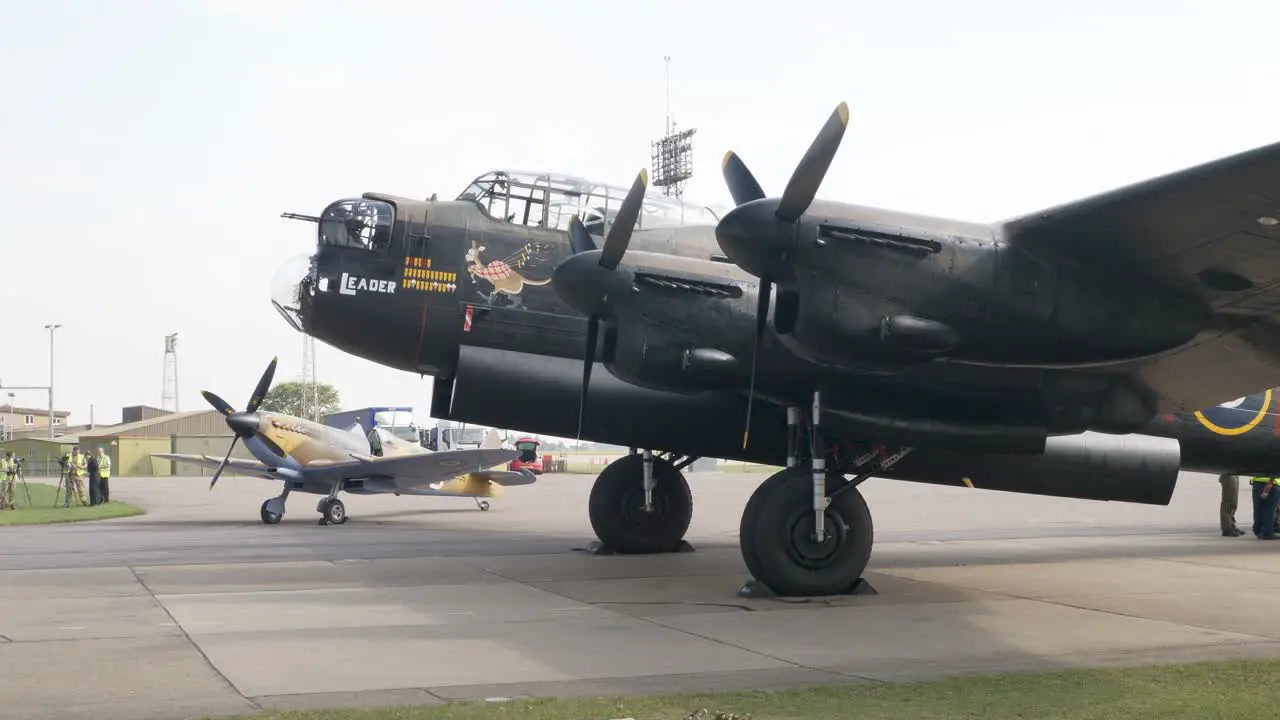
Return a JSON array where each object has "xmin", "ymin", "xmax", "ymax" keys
[
  {"xmin": 588, "ymin": 453, "xmax": 692, "ymax": 553},
  {"xmin": 740, "ymin": 466, "xmax": 873, "ymax": 597}
]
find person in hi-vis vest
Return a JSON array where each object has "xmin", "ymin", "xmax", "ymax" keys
[
  {"xmin": 1250, "ymin": 475, "xmax": 1280, "ymax": 540},
  {"xmin": 97, "ymin": 447, "xmax": 111, "ymax": 503}
]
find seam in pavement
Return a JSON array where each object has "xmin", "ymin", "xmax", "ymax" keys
[
  {"xmin": 461, "ymin": 558, "xmax": 877, "ymax": 683},
  {"xmin": 638, "ymin": 615, "xmax": 881, "ymax": 684},
  {"xmin": 989, "ymin": 589, "xmax": 1279, "ymax": 645},
  {"xmin": 129, "ymin": 566, "xmax": 262, "ymax": 712}
]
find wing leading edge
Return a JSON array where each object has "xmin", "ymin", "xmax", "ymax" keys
[
  {"xmin": 997, "ymin": 139, "xmax": 1280, "ymax": 411},
  {"xmin": 151, "ymin": 453, "xmax": 277, "ymax": 481}
]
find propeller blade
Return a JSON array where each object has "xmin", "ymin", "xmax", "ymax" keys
[
  {"xmin": 202, "ymin": 390, "xmax": 235, "ymax": 417},
  {"xmin": 576, "ymin": 314, "xmax": 599, "ymax": 441},
  {"xmin": 209, "ymin": 436, "xmax": 238, "ymax": 490},
  {"xmin": 776, "ymin": 101, "xmax": 850, "ymax": 223},
  {"xmin": 568, "ymin": 215, "xmax": 598, "ymax": 255},
  {"xmin": 742, "ymin": 279, "xmax": 772, "ymax": 449},
  {"xmin": 722, "ymin": 151, "xmax": 767, "ymax": 207},
  {"xmin": 598, "ymin": 169, "xmax": 648, "ymax": 271},
  {"xmin": 246, "ymin": 356, "xmax": 279, "ymax": 413}
]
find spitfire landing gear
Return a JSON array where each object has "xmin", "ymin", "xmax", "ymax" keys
[
  {"xmin": 317, "ymin": 480, "xmax": 348, "ymax": 526},
  {"xmin": 317, "ymin": 497, "xmax": 347, "ymax": 525},
  {"xmin": 739, "ymin": 391, "xmax": 913, "ymax": 597},
  {"xmin": 585, "ymin": 450, "xmax": 697, "ymax": 554},
  {"xmin": 474, "ymin": 498, "xmax": 490, "ymax": 511},
  {"xmin": 260, "ymin": 489, "xmax": 288, "ymax": 525}
]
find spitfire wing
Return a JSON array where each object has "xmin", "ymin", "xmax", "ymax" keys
[
  {"xmin": 304, "ymin": 447, "xmax": 520, "ymax": 485},
  {"xmin": 998, "ymin": 139, "xmax": 1280, "ymax": 411},
  {"xmin": 150, "ymin": 453, "xmax": 278, "ymax": 481}
]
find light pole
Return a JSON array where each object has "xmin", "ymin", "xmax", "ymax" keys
[{"xmin": 44, "ymin": 323, "xmax": 60, "ymax": 439}]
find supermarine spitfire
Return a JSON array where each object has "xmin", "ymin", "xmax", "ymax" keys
[
  {"xmin": 271, "ymin": 100, "xmax": 1280, "ymax": 596},
  {"xmin": 153, "ymin": 358, "xmax": 535, "ymax": 525}
]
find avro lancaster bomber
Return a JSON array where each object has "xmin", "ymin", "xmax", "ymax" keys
[{"xmin": 272, "ymin": 101, "xmax": 1280, "ymax": 596}]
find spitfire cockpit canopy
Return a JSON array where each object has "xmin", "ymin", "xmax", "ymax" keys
[
  {"xmin": 457, "ymin": 170, "xmax": 721, "ymax": 236},
  {"xmin": 319, "ymin": 198, "xmax": 394, "ymax": 250}
]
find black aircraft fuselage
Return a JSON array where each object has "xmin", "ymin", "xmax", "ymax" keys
[
  {"xmin": 272, "ymin": 171, "xmax": 1280, "ymax": 492},
  {"xmin": 272, "ymin": 114, "xmax": 1280, "ymax": 598}
]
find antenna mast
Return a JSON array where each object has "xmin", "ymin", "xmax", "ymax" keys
[
  {"xmin": 651, "ymin": 55, "xmax": 696, "ymax": 200},
  {"xmin": 161, "ymin": 333, "xmax": 179, "ymax": 412},
  {"xmin": 301, "ymin": 334, "xmax": 319, "ymax": 421}
]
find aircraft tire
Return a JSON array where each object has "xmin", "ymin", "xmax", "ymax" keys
[
  {"xmin": 260, "ymin": 500, "xmax": 282, "ymax": 525},
  {"xmin": 588, "ymin": 453, "xmax": 692, "ymax": 554},
  {"xmin": 740, "ymin": 467, "xmax": 872, "ymax": 597},
  {"xmin": 320, "ymin": 498, "xmax": 346, "ymax": 525}
]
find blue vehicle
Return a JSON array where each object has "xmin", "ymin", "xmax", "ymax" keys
[{"xmin": 323, "ymin": 406, "xmax": 422, "ymax": 444}]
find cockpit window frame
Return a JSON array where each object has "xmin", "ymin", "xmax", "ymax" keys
[
  {"xmin": 456, "ymin": 170, "xmax": 723, "ymax": 235},
  {"xmin": 317, "ymin": 198, "xmax": 396, "ymax": 254}
]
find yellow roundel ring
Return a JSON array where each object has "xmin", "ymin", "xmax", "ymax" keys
[{"xmin": 1194, "ymin": 389, "xmax": 1272, "ymax": 436}]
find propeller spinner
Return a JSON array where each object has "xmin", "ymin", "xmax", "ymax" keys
[
  {"xmin": 715, "ymin": 101, "xmax": 850, "ymax": 448},
  {"xmin": 550, "ymin": 169, "xmax": 650, "ymax": 441},
  {"xmin": 200, "ymin": 357, "xmax": 278, "ymax": 489}
]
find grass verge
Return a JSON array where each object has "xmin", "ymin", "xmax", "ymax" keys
[
  {"xmin": 0, "ymin": 481, "xmax": 145, "ymax": 526},
  {"xmin": 210, "ymin": 658, "xmax": 1280, "ymax": 720}
]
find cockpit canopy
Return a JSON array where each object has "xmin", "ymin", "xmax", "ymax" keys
[
  {"xmin": 456, "ymin": 170, "xmax": 722, "ymax": 236},
  {"xmin": 319, "ymin": 198, "xmax": 394, "ymax": 250}
]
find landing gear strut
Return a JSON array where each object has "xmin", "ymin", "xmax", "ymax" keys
[
  {"xmin": 739, "ymin": 389, "xmax": 913, "ymax": 597},
  {"xmin": 317, "ymin": 480, "xmax": 348, "ymax": 526},
  {"xmin": 586, "ymin": 451, "xmax": 696, "ymax": 554}
]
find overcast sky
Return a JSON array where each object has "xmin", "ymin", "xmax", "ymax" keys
[{"xmin": 2, "ymin": 0, "xmax": 1276, "ymax": 427}]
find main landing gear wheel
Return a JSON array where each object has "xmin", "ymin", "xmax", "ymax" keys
[
  {"xmin": 739, "ymin": 467, "xmax": 872, "ymax": 597},
  {"xmin": 260, "ymin": 500, "xmax": 282, "ymax": 525},
  {"xmin": 588, "ymin": 452, "xmax": 692, "ymax": 554},
  {"xmin": 476, "ymin": 499, "xmax": 491, "ymax": 511},
  {"xmin": 318, "ymin": 497, "xmax": 347, "ymax": 526}
]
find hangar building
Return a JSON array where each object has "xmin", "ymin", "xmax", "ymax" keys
[{"xmin": 75, "ymin": 405, "xmax": 252, "ymax": 477}]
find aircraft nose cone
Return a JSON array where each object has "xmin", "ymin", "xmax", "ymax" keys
[
  {"xmin": 271, "ymin": 253, "xmax": 314, "ymax": 333},
  {"xmin": 714, "ymin": 199, "xmax": 795, "ymax": 282},
  {"xmin": 551, "ymin": 249, "xmax": 632, "ymax": 318},
  {"xmin": 226, "ymin": 412, "xmax": 260, "ymax": 437}
]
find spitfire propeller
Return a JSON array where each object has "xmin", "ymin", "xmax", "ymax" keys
[
  {"xmin": 200, "ymin": 357, "xmax": 278, "ymax": 489},
  {"xmin": 551, "ymin": 169, "xmax": 650, "ymax": 441},
  {"xmin": 715, "ymin": 101, "xmax": 850, "ymax": 448}
]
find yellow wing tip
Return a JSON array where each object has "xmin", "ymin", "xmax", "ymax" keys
[{"xmin": 836, "ymin": 101, "xmax": 849, "ymax": 126}]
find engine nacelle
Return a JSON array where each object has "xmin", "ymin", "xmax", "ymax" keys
[
  {"xmin": 890, "ymin": 431, "xmax": 1182, "ymax": 505},
  {"xmin": 604, "ymin": 318, "xmax": 743, "ymax": 395}
]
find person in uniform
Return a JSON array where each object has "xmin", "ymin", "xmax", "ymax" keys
[
  {"xmin": 0, "ymin": 452, "xmax": 14, "ymax": 510},
  {"xmin": 97, "ymin": 447, "xmax": 111, "ymax": 503},
  {"xmin": 87, "ymin": 448, "xmax": 100, "ymax": 506},
  {"xmin": 1220, "ymin": 474, "xmax": 1245, "ymax": 536},
  {"xmin": 64, "ymin": 447, "xmax": 86, "ymax": 507},
  {"xmin": 1251, "ymin": 474, "xmax": 1280, "ymax": 539}
]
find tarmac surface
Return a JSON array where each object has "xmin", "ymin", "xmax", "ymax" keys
[{"xmin": 3, "ymin": 469, "xmax": 1280, "ymax": 720}]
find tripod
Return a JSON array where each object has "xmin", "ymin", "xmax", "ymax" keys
[
  {"xmin": 53, "ymin": 467, "xmax": 86, "ymax": 508},
  {"xmin": 3, "ymin": 466, "xmax": 32, "ymax": 509}
]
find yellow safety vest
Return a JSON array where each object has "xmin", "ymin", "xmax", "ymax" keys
[
  {"xmin": 1250, "ymin": 476, "xmax": 1280, "ymax": 485},
  {"xmin": 99, "ymin": 454, "xmax": 111, "ymax": 478}
]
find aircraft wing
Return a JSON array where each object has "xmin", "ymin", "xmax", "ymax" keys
[
  {"xmin": 397, "ymin": 468, "xmax": 538, "ymax": 497},
  {"xmin": 997, "ymin": 139, "xmax": 1280, "ymax": 411},
  {"xmin": 150, "ymin": 453, "xmax": 278, "ymax": 481},
  {"xmin": 306, "ymin": 447, "xmax": 520, "ymax": 485}
]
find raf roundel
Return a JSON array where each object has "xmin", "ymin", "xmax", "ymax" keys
[{"xmin": 1194, "ymin": 390, "xmax": 1273, "ymax": 436}]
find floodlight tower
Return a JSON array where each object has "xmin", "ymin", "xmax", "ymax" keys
[
  {"xmin": 651, "ymin": 55, "xmax": 696, "ymax": 200},
  {"xmin": 161, "ymin": 333, "xmax": 179, "ymax": 412}
]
